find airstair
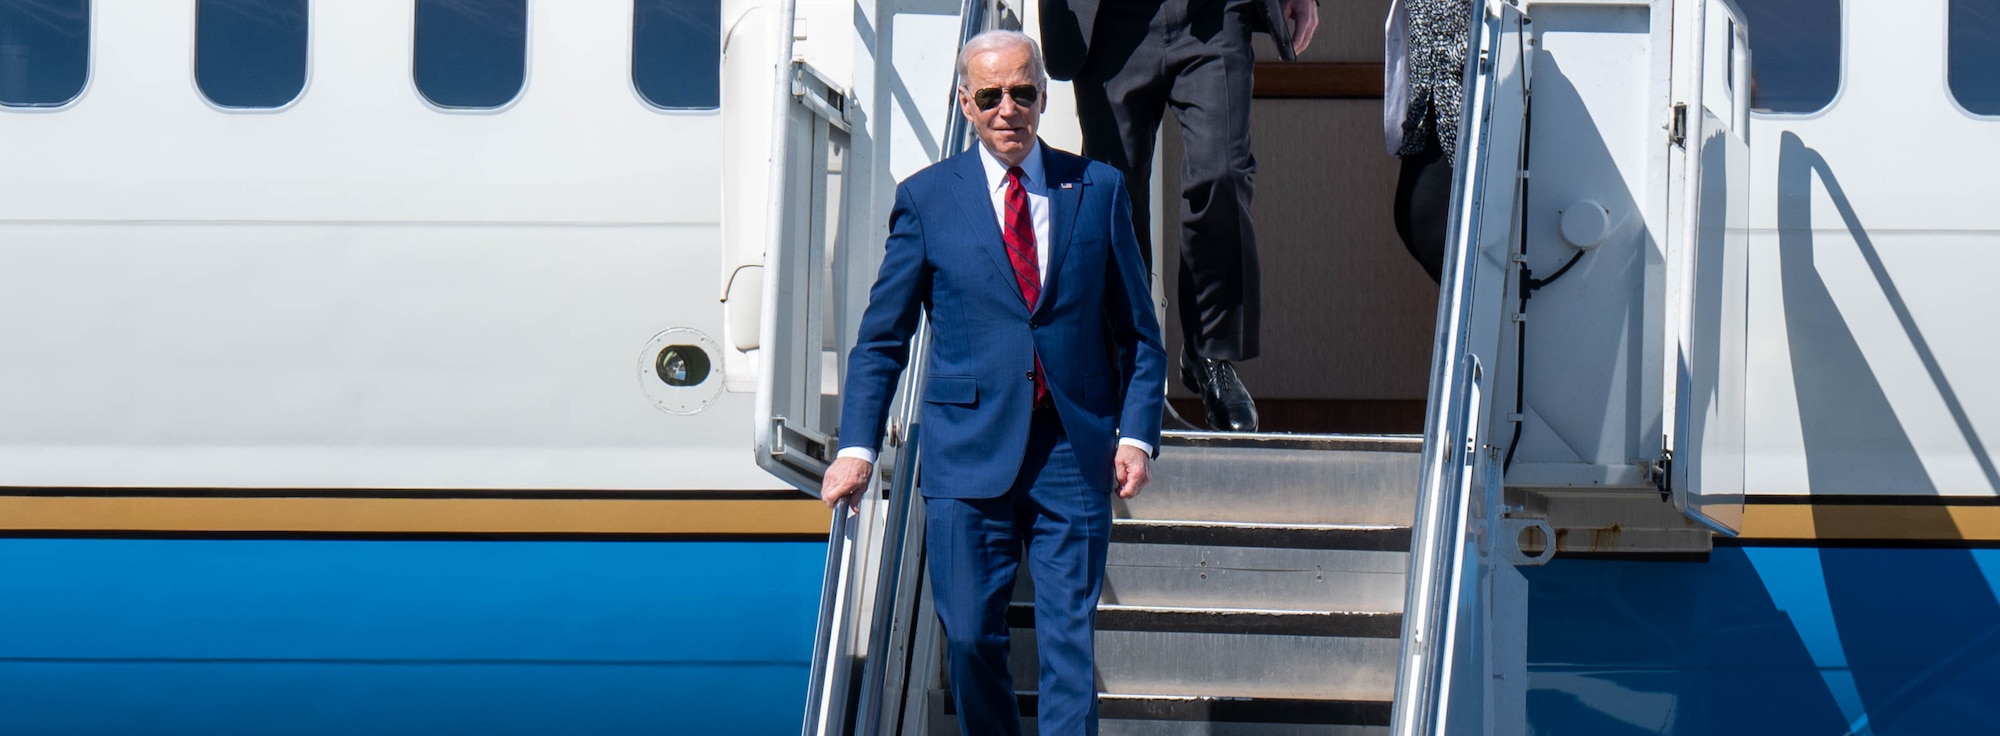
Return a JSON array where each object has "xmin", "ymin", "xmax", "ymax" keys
[
  {"xmin": 738, "ymin": 0, "xmax": 1758, "ymax": 731},
  {"xmin": 921, "ymin": 432, "xmax": 1421, "ymax": 734}
]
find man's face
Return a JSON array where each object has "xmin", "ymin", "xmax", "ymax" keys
[{"xmin": 958, "ymin": 45, "xmax": 1043, "ymax": 165}]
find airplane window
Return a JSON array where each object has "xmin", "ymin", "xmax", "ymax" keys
[
  {"xmin": 1734, "ymin": 0, "xmax": 1841, "ymax": 113},
  {"xmin": 632, "ymin": 0, "xmax": 720, "ymax": 109},
  {"xmin": 1950, "ymin": 0, "xmax": 2000, "ymax": 115},
  {"xmin": 413, "ymin": 0, "xmax": 527, "ymax": 109},
  {"xmin": 0, "ymin": 0, "xmax": 90, "ymax": 107},
  {"xmin": 196, "ymin": 0, "xmax": 308, "ymax": 109}
]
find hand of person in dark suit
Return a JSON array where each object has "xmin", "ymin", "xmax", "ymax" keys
[
  {"xmin": 822, "ymin": 456, "xmax": 872, "ymax": 511},
  {"xmin": 1114, "ymin": 445, "xmax": 1152, "ymax": 499},
  {"xmin": 1283, "ymin": 0, "xmax": 1320, "ymax": 53}
]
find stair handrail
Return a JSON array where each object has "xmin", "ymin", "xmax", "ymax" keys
[
  {"xmin": 801, "ymin": 2, "xmax": 997, "ymax": 734},
  {"xmin": 1390, "ymin": 1, "xmax": 1514, "ymax": 734}
]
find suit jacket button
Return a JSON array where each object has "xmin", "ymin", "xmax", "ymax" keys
[{"xmin": 1025, "ymin": 371, "xmax": 1035, "ymax": 380}]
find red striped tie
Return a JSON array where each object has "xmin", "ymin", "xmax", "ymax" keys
[{"xmin": 1003, "ymin": 166, "xmax": 1049, "ymax": 407}]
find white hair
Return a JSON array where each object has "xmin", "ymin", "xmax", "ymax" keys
[{"xmin": 954, "ymin": 30, "xmax": 1048, "ymax": 87}]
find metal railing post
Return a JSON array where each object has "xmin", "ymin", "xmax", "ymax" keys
[{"xmin": 1390, "ymin": 1, "xmax": 1516, "ymax": 733}]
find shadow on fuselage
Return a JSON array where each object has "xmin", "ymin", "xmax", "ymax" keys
[
  {"xmin": 1773, "ymin": 131, "xmax": 2000, "ymax": 495},
  {"xmin": 1524, "ymin": 545, "xmax": 2000, "ymax": 734},
  {"xmin": 1521, "ymin": 133, "xmax": 2000, "ymax": 735},
  {"xmin": 1776, "ymin": 129, "xmax": 2000, "ymax": 735}
]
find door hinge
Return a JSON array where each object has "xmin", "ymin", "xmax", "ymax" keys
[
  {"xmin": 1668, "ymin": 103, "xmax": 1688, "ymax": 148},
  {"xmin": 791, "ymin": 61, "xmax": 851, "ymax": 132},
  {"xmin": 1652, "ymin": 449, "xmax": 1674, "ymax": 500},
  {"xmin": 768, "ymin": 416, "xmax": 832, "ymax": 463}
]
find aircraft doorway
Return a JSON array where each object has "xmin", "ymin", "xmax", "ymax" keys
[{"xmin": 1156, "ymin": 0, "xmax": 1438, "ymax": 434}]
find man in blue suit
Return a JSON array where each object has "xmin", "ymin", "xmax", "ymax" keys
[{"xmin": 820, "ymin": 29, "xmax": 1168, "ymax": 736}]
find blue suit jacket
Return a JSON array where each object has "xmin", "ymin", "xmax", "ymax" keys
[{"xmin": 838, "ymin": 145, "xmax": 1167, "ymax": 499}]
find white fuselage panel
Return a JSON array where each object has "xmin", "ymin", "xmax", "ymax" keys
[
  {"xmin": 0, "ymin": 0, "xmax": 779, "ymax": 490},
  {"xmin": 1743, "ymin": 0, "xmax": 2000, "ymax": 497}
]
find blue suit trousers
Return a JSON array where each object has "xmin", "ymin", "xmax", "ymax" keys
[{"xmin": 925, "ymin": 409, "xmax": 1112, "ymax": 736}]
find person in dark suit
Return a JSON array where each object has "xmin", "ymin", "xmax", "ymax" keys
[
  {"xmin": 819, "ymin": 30, "xmax": 1168, "ymax": 736},
  {"xmin": 1039, "ymin": 0, "xmax": 1317, "ymax": 432}
]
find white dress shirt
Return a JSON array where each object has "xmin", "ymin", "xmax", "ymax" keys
[
  {"xmin": 838, "ymin": 141, "xmax": 1153, "ymax": 465},
  {"xmin": 976, "ymin": 140, "xmax": 1052, "ymax": 286}
]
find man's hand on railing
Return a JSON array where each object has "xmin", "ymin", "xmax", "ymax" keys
[
  {"xmin": 822, "ymin": 457, "xmax": 874, "ymax": 511},
  {"xmin": 1114, "ymin": 445, "xmax": 1152, "ymax": 499}
]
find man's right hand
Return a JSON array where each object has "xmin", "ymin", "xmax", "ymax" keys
[
  {"xmin": 822, "ymin": 457, "xmax": 874, "ymax": 510},
  {"xmin": 1282, "ymin": 0, "xmax": 1319, "ymax": 54}
]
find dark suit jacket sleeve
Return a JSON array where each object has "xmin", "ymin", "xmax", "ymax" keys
[
  {"xmin": 1101, "ymin": 171, "xmax": 1168, "ymax": 455},
  {"xmin": 838, "ymin": 183, "xmax": 931, "ymax": 455}
]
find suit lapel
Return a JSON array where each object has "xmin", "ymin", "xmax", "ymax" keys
[
  {"xmin": 948, "ymin": 152, "xmax": 1027, "ymax": 306},
  {"xmin": 1038, "ymin": 151, "xmax": 1086, "ymax": 317}
]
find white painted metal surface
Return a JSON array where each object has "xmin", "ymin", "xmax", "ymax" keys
[
  {"xmin": 0, "ymin": 0, "xmax": 774, "ymax": 490},
  {"xmin": 1743, "ymin": 0, "xmax": 2000, "ymax": 499},
  {"xmin": 1491, "ymin": 0, "xmax": 1672, "ymax": 495},
  {"xmin": 1666, "ymin": 0, "xmax": 1751, "ymax": 533}
]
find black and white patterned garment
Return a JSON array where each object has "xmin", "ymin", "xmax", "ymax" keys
[{"xmin": 1397, "ymin": 0, "xmax": 1473, "ymax": 166}]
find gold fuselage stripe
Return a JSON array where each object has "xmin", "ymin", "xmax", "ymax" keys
[
  {"xmin": 2, "ymin": 495, "xmax": 1995, "ymax": 542},
  {"xmin": 1741, "ymin": 503, "xmax": 2000, "ymax": 542},
  {"xmin": 0, "ymin": 496, "xmax": 831, "ymax": 536}
]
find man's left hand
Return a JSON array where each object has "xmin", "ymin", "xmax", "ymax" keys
[
  {"xmin": 1114, "ymin": 445, "xmax": 1153, "ymax": 499},
  {"xmin": 1282, "ymin": 0, "xmax": 1319, "ymax": 54}
]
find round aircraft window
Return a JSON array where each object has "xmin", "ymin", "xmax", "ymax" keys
[
  {"xmin": 656, "ymin": 345, "xmax": 712, "ymax": 387},
  {"xmin": 638, "ymin": 328, "xmax": 723, "ymax": 415}
]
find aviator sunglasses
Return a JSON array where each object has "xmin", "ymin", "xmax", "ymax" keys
[{"xmin": 967, "ymin": 84, "xmax": 1041, "ymax": 111}]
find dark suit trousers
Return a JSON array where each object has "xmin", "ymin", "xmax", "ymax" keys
[
  {"xmin": 926, "ymin": 409, "xmax": 1112, "ymax": 736},
  {"xmin": 1072, "ymin": 0, "xmax": 1261, "ymax": 361}
]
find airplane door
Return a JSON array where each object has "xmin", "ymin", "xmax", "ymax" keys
[
  {"xmin": 753, "ymin": 62, "xmax": 867, "ymax": 496},
  {"xmin": 1665, "ymin": 0, "xmax": 1751, "ymax": 534}
]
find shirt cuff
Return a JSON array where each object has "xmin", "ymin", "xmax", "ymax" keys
[
  {"xmin": 1118, "ymin": 437, "xmax": 1154, "ymax": 456},
  {"xmin": 836, "ymin": 446, "xmax": 878, "ymax": 465}
]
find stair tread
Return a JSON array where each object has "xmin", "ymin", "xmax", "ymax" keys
[
  {"xmin": 1130, "ymin": 437, "xmax": 1423, "ymax": 525},
  {"xmin": 1005, "ymin": 602, "xmax": 1403, "ymax": 638},
  {"xmin": 935, "ymin": 689, "xmax": 1395, "ymax": 726},
  {"xmin": 1117, "ymin": 519, "xmax": 1407, "ymax": 532},
  {"xmin": 1111, "ymin": 519, "xmax": 1413, "ymax": 551},
  {"xmin": 1097, "ymin": 693, "xmax": 1394, "ymax": 725},
  {"xmin": 1160, "ymin": 432, "xmax": 1422, "ymax": 453}
]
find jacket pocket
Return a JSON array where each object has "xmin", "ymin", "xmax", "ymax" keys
[{"xmin": 924, "ymin": 375, "xmax": 978, "ymax": 405}]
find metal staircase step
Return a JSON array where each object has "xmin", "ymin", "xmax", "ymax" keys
[
  {"xmin": 931, "ymin": 690, "xmax": 1392, "ymax": 735},
  {"xmin": 1000, "ymin": 604, "xmax": 1402, "ymax": 701},
  {"xmin": 1112, "ymin": 519, "xmax": 1411, "ymax": 551},
  {"xmin": 1161, "ymin": 432, "xmax": 1423, "ymax": 452},
  {"xmin": 1012, "ymin": 521, "xmax": 1411, "ymax": 611},
  {"xmin": 1007, "ymin": 603, "xmax": 1403, "ymax": 637},
  {"xmin": 1022, "ymin": 519, "xmax": 1411, "ymax": 611},
  {"xmin": 1097, "ymin": 542, "xmax": 1408, "ymax": 612},
  {"xmin": 1126, "ymin": 433, "xmax": 1422, "ymax": 526}
]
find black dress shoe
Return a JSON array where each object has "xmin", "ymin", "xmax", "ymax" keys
[{"xmin": 1179, "ymin": 349, "xmax": 1259, "ymax": 432}]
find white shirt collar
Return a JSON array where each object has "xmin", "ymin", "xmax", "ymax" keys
[{"xmin": 976, "ymin": 138, "xmax": 1046, "ymax": 193}]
